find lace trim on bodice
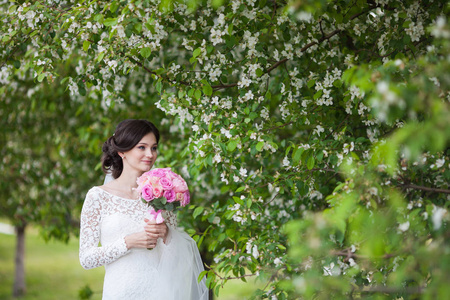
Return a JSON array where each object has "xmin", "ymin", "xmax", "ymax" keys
[{"xmin": 79, "ymin": 186, "xmax": 178, "ymax": 270}]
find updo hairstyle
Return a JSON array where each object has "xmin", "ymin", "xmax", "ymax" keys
[{"xmin": 102, "ymin": 119, "xmax": 160, "ymax": 179}]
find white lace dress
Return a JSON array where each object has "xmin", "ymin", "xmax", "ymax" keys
[{"xmin": 79, "ymin": 187, "xmax": 208, "ymax": 299}]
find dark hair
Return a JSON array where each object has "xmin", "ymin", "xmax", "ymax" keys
[{"xmin": 102, "ymin": 119, "xmax": 160, "ymax": 179}]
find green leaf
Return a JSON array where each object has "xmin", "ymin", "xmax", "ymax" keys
[
  {"xmin": 13, "ymin": 60, "xmax": 20, "ymax": 69},
  {"xmin": 236, "ymin": 186, "xmax": 245, "ymax": 193},
  {"xmin": 256, "ymin": 68, "xmax": 263, "ymax": 77},
  {"xmin": 193, "ymin": 48, "xmax": 202, "ymax": 58},
  {"xmin": 94, "ymin": 14, "xmax": 103, "ymax": 22},
  {"xmin": 145, "ymin": 22, "xmax": 156, "ymax": 34},
  {"xmin": 110, "ymin": 1, "xmax": 119, "ymax": 13},
  {"xmin": 193, "ymin": 206, "xmax": 204, "ymax": 219},
  {"xmin": 333, "ymin": 79, "xmax": 342, "ymax": 88},
  {"xmin": 256, "ymin": 141, "xmax": 264, "ymax": 151},
  {"xmin": 140, "ymin": 47, "xmax": 151, "ymax": 58},
  {"xmin": 198, "ymin": 270, "xmax": 208, "ymax": 282},
  {"xmin": 83, "ymin": 40, "xmax": 90, "ymax": 52},
  {"xmin": 313, "ymin": 90, "xmax": 323, "ymax": 100},
  {"xmin": 203, "ymin": 83, "xmax": 213, "ymax": 96},
  {"xmin": 307, "ymin": 156, "xmax": 315, "ymax": 170},
  {"xmin": 246, "ymin": 198, "xmax": 252, "ymax": 209},
  {"xmin": 227, "ymin": 139, "xmax": 238, "ymax": 152},
  {"xmin": 228, "ymin": 23, "xmax": 233, "ymax": 35},
  {"xmin": 194, "ymin": 89, "xmax": 202, "ymax": 100},
  {"xmin": 292, "ymin": 147, "xmax": 304, "ymax": 165},
  {"xmin": 156, "ymin": 81, "xmax": 162, "ymax": 93},
  {"xmin": 307, "ymin": 80, "xmax": 315, "ymax": 88},
  {"xmin": 103, "ymin": 18, "xmax": 118, "ymax": 27},
  {"xmin": 8, "ymin": 5, "xmax": 17, "ymax": 13},
  {"xmin": 97, "ymin": 52, "xmax": 105, "ymax": 62},
  {"xmin": 37, "ymin": 73, "xmax": 46, "ymax": 82},
  {"xmin": 134, "ymin": 22, "xmax": 142, "ymax": 33},
  {"xmin": 277, "ymin": 244, "xmax": 286, "ymax": 250},
  {"xmin": 79, "ymin": 86, "xmax": 87, "ymax": 96}
]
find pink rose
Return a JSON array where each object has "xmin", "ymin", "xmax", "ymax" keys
[
  {"xmin": 176, "ymin": 192, "xmax": 184, "ymax": 202},
  {"xmin": 159, "ymin": 177, "xmax": 173, "ymax": 190},
  {"xmin": 141, "ymin": 185, "xmax": 154, "ymax": 202},
  {"xmin": 165, "ymin": 171, "xmax": 178, "ymax": 181},
  {"xmin": 164, "ymin": 189, "xmax": 176, "ymax": 202},
  {"xmin": 149, "ymin": 176, "xmax": 160, "ymax": 185},
  {"xmin": 150, "ymin": 168, "xmax": 166, "ymax": 178},
  {"xmin": 172, "ymin": 178, "xmax": 188, "ymax": 193},
  {"xmin": 136, "ymin": 175, "xmax": 147, "ymax": 187},
  {"xmin": 153, "ymin": 185, "xmax": 163, "ymax": 198},
  {"xmin": 181, "ymin": 191, "xmax": 190, "ymax": 206}
]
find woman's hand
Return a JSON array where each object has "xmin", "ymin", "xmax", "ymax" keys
[
  {"xmin": 144, "ymin": 219, "xmax": 169, "ymax": 243},
  {"xmin": 124, "ymin": 231, "xmax": 158, "ymax": 249},
  {"xmin": 123, "ymin": 220, "xmax": 169, "ymax": 249}
]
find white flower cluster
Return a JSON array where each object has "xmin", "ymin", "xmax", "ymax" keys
[
  {"xmin": 405, "ymin": 21, "xmax": 424, "ymax": 42},
  {"xmin": 242, "ymin": 30, "xmax": 259, "ymax": 57},
  {"xmin": 371, "ymin": 80, "xmax": 405, "ymax": 122},
  {"xmin": 245, "ymin": 239, "xmax": 260, "ymax": 260},
  {"xmin": 210, "ymin": 14, "xmax": 227, "ymax": 46},
  {"xmin": 315, "ymin": 68, "xmax": 342, "ymax": 106},
  {"xmin": 431, "ymin": 16, "xmax": 450, "ymax": 38},
  {"xmin": 17, "ymin": 3, "xmax": 44, "ymax": 30}
]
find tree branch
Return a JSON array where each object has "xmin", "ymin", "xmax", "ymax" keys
[
  {"xmin": 204, "ymin": 263, "xmax": 257, "ymax": 281},
  {"xmin": 261, "ymin": 120, "xmax": 294, "ymax": 132},
  {"xmin": 332, "ymin": 248, "xmax": 395, "ymax": 262},
  {"xmin": 357, "ymin": 285, "xmax": 425, "ymax": 295},
  {"xmin": 266, "ymin": 58, "xmax": 289, "ymax": 74},
  {"xmin": 402, "ymin": 184, "xmax": 450, "ymax": 194},
  {"xmin": 126, "ymin": 55, "xmax": 158, "ymax": 76},
  {"xmin": 212, "ymin": 8, "xmax": 376, "ymax": 90}
]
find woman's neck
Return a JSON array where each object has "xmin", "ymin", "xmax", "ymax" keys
[{"xmin": 115, "ymin": 169, "xmax": 143, "ymax": 189}]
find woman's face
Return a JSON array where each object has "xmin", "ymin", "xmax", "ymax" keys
[{"xmin": 121, "ymin": 132, "xmax": 158, "ymax": 175}]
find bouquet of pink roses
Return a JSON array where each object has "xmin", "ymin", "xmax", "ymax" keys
[{"xmin": 136, "ymin": 168, "xmax": 190, "ymax": 224}]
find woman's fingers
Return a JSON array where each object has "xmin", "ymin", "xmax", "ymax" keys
[
  {"xmin": 144, "ymin": 223, "xmax": 167, "ymax": 238},
  {"xmin": 147, "ymin": 240, "xmax": 157, "ymax": 248},
  {"xmin": 125, "ymin": 231, "xmax": 158, "ymax": 249}
]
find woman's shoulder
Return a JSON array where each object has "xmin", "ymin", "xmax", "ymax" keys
[
  {"xmin": 84, "ymin": 186, "xmax": 105, "ymax": 200},
  {"xmin": 87, "ymin": 186, "xmax": 102, "ymax": 194},
  {"xmin": 86, "ymin": 185, "xmax": 119, "ymax": 201}
]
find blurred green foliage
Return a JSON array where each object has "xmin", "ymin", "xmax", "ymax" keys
[{"xmin": 1, "ymin": 0, "xmax": 449, "ymax": 298}]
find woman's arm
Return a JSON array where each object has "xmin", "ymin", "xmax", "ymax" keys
[{"xmin": 79, "ymin": 189, "xmax": 130, "ymax": 270}]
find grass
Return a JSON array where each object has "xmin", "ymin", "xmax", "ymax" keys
[
  {"xmin": 0, "ymin": 224, "xmax": 262, "ymax": 300},
  {"xmin": 0, "ymin": 228, "xmax": 104, "ymax": 300}
]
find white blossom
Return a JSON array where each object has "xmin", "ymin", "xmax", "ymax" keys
[
  {"xmin": 398, "ymin": 221, "xmax": 410, "ymax": 232},
  {"xmin": 274, "ymin": 258, "xmax": 282, "ymax": 267},
  {"xmin": 432, "ymin": 206, "xmax": 447, "ymax": 230},
  {"xmin": 239, "ymin": 167, "xmax": 248, "ymax": 177}
]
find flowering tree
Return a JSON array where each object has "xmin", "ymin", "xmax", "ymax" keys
[
  {"xmin": 0, "ymin": 71, "xmax": 98, "ymax": 295},
  {"xmin": 0, "ymin": 59, "xmax": 170, "ymax": 296},
  {"xmin": 1, "ymin": 0, "xmax": 449, "ymax": 298}
]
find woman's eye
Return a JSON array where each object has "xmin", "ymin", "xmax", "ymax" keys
[
  {"xmin": 138, "ymin": 146, "xmax": 145, "ymax": 150},
  {"xmin": 152, "ymin": 147, "xmax": 158, "ymax": 151}
]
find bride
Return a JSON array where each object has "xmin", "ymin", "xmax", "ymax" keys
[{"xmin": 79, "ymin": 119, "xmax": 208, "ymax": 299}]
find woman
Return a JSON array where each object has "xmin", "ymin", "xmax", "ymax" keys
[{"xmin": 79, "ymin": 119, "xmax": 208, "ymax": 299}]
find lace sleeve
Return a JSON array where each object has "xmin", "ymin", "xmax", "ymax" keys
[
  {"xmin": 164, "ymin": 210, "xmax": 178, "ymax": 229},
  {"xmin": 79, "ymin": 189, "xmax": 130, "ymax": 270},
  {"xmin": 161, "ymin": 210, "xmax": 178, "ymax": 246}
]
